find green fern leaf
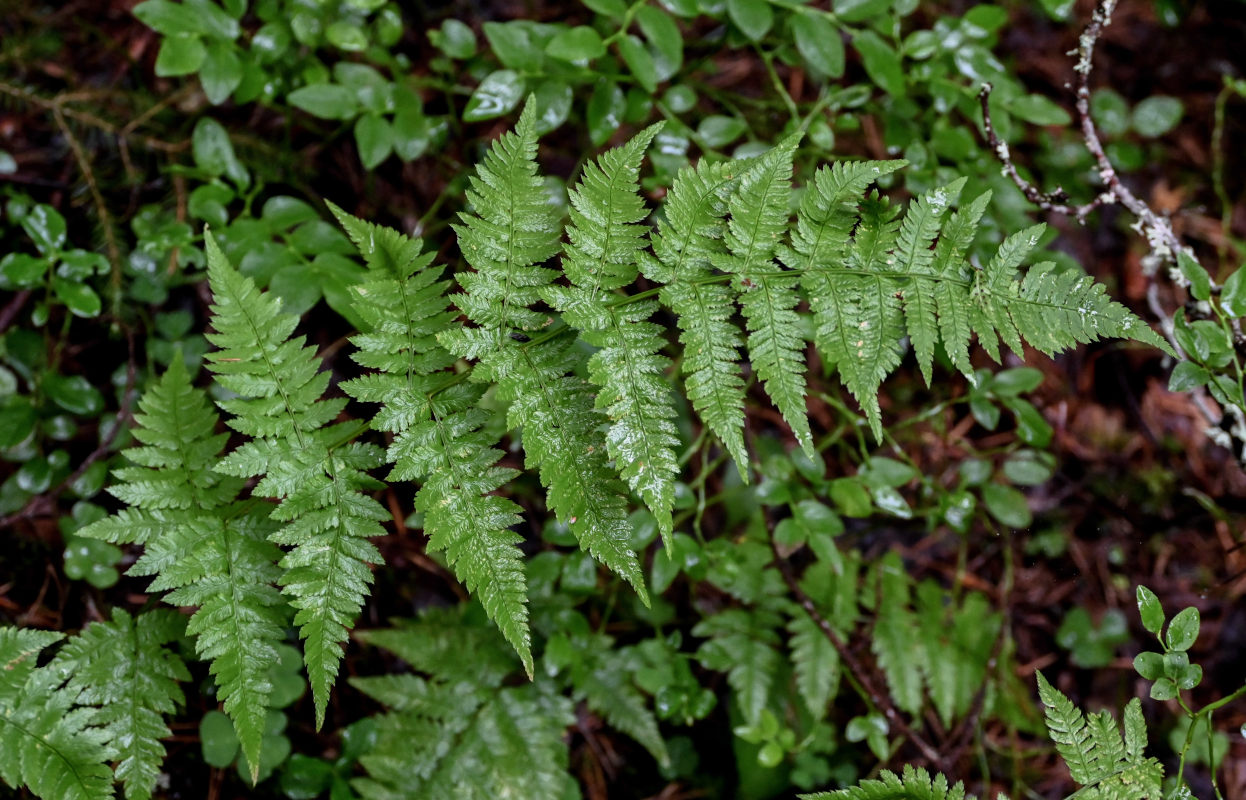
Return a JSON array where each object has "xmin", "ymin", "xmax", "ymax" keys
[
  {"xmin": 441, "ymin": 100, "xmax": 646, "ymax": 603},
  {"xmin": 1036, "ymin": 671, "xmax": 1099, "ymax": 785},
  {"xmin": 54, "ymin": 609, "xmax": 189, "ymax": 800},
  {"xmin": 694, "ymin": 607, "xmax": 783, "ymax": 726},
  {"xmin": 351, "ymin": 609, "xmax": 574, "ymax": 800},
  {"xmin": 571, "ymin": 636, "xmax": 670, "ymax": 768},
  {"xmin": 894, "ymin": 178, "xmax": 966, "ymax": 384},
  {"xmin": 871, "ymin": 552, "xmax": 923, "ymax": 715},
  {"xmin": 0, "ymin": 629, "xmax": 115, "ymax": 800},
  {"xmin": 787, "ymin": 554, "xmax": 858, "ymax": 719},
  {"xmin": 642, "ymin": 158, "xmax": 750, "ymax": 477},
  {"xmin": 331, "ymin": 203, "xmax": 534, "ymax": 676},
  {"xmin": 78, "ymin": 357, "xmax": 287, "ymax": 771},
  {"xmin": 715, "ymin": 136, "xmax": 816, "ymax": 456},
  {"xmin": 929, "ymin": 190, "xmax": 991, "ymax": 379},
  {"xmin": 799, "ymin": 765, "xmax": 971, "ymax": 800},
  {"xmin": 543, "ymin": 124, "xmax": 682, "ymax": 547},
  {"xmin": 205, "ymin": 233, "xmax": 387, "ymax": 730}
]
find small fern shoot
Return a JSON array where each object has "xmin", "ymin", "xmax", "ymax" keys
[
  {"xmin": 330, "ymin": 202, "xmax": 533, "ymax": 675},
  {"xmin": 205, "ymin": 233, "xmax": 388, "ymax": 728}
]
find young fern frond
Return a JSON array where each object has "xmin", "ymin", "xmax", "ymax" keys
[
  {"xmin": 53, "ymin": 609, "xmax": 189, "ymax": 800},
  {"xmin": 78, "ymin": 357, "xmax": 287, "ymax": 772},
  {"xmin": 714, "ymin": 135, "xmax": 815, "ymax": 457},
  {"xmin": 871, "ymin": 551, "xmax": 924, "ymax": 716},
  {"xmin": 642, "ymin": 158, "xmax": 750, "ymax": 477},
  {"xmin": 0, "ymin": 629, "xmax": 114, "ymax": 800},
  {"xmin": 330, "ymin": 202, "xmax": 533, "ymax": 676},
  {"xmin": 205, "ymin": 234, "xmax": 388, "ymax": 729},
  {"xmin": 543, "ymin": 123, "xmax": 682, "ymax": 547},
  {"xmin": 441, "ymin": 99, "xmax": 647, "ymax": 603}
]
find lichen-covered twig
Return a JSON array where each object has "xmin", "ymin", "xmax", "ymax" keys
[{"xmin": 981, "ymin": 0, "xmax": 1246, "ymax": 469}]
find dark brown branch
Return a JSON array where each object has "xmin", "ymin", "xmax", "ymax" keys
[{"xmin": 766, "ymin": 520, "xmax": 951, "ymax": 774}]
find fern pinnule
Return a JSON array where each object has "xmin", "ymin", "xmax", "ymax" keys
[
  {"xmin": 331, "ymin": 203, "xmax": 534, "ymax": 676},
  {"xmin": 544, "ymin": 124, "xmax": 682, "ymax": 547},
  {"xmin": 54, "ymin": 609, "xmax": 189, "ymax": 800},
  {"xmin": 894, "ymin": 178, "xmax": 966, "ymax": 385},
  {"xmin": 205, "ymin": 233, "xmax": 387, "ymax": 732},
  {"xmin": 799, "ymin": 765, "xmax": 971, "ymax": 800}
]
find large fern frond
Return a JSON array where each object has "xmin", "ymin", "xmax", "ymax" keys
[
  {"xmin": 543, "ymin": 124, "xmax": 682, "ymax": 547},
  {"xmin": 205, "ymin": 233, "xmax": 387, "ymax": 729},
  {"xmin": 78, "ymin": 357, "xmax": 287, "ymax": 771},
  {"xmin": 441, "ymin": 99, "xmax": 647, "ymax": 603},
  {"xmin": 693, "ymin": 607, "xmax": 783, "ymax": 727},
  {"xmin": 331, "ymin": 203, "xmax": 533, "ymax": 676},
  {"xmin": 0, "ymin": 629, "xmax": 114, "ymax": 800},
  {"xmin": 53, "ymin": 609, "xmax": 189, "ymax": 800}
]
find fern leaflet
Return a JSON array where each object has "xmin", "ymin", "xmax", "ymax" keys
[
  {"xmin": 800, "ymin": 765, "xmax": 971, "ymax": 800},
  {"xmin": 78, "ymin": 356, "xmax": 287, "ymax": 771},
  {"xmin": 0, "ymin": 628, "xmax": 114, "ymax": 800},
  {"xmin": 205, "ymin": 233, "xmax": 388, "ymax": 728},
  {"xmin": 53, "ymin": 609, "xmax": 189, "ymax": 800},
  {"xmin": 642, "ymin": 158, "xmax": 750, "ymax": 476},
  {"xmin": 331, "ymin": 202, "xmax": 533, "ymax": 676},
  {"xmin": 544, "ymin": 124, "xmax": 682, "ymax": 547},
  {"xmin": 440, "ymin": 98, "xmax": 647, "ymax": 603}
]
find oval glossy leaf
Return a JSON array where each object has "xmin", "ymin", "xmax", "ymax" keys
[
  {"xmin": 288, "ymin": 83, "xmax": 360, "ymax": 120},
  {"xmin": 793, "ymin": 14, "xmax": 844, "ymax": 78},
  {"xmin": 464, "ymin": 70, "xmax": 526, "ymax": 122},
  {"xmin": 853, "ymin": 31, "xmax": 905, "ymax": 99},
  {"xmin": 545, "ymin": 26, "xmax": 605, "ymax": 62},
  {"xmin": 1132, "ymin": 95, "xmax": 1183, "ymax": 138},
  {"xmin": 354, "ymin": 114, "xmax": 394, "ymax": 169},
  {"xmin": 1136, "ymin": 585, "xmax": 1165, "ymax": 634},
  {"xmin": 727, "ymin": 0, "xmax": 773, "ymax": 41},
  {"xmin": 981, "ymin": 483, "xmax": 1031, "ymax": 528},
  {"xmin": 155, "ymin": 33, "xmax": 206, "ymax": 77},
  {"xmin": 1165, "ymin": 606, "xmax": 1199, "ymax": 652}
]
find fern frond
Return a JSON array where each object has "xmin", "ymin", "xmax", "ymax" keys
[
  {"xmin": 205, "ymin": 233, "xmax": 387, "ymax": 730},
  {"xmin": 447, "ymin": 98, "xmax": 562, "ymax": 345},
  {"xmin": 566, "ymin": 635, "xmax": 669, "ymax": 767},
  {"xmin": 1036, "ymin": 673, "xmax": 1163, "ymax": 799},
  {"xmin": 894, "ymin": 178, "xmax": 966, "ymax": 384},
  {"xmin": 331, "ymin": 204, "xmax": 533, "ymax": 677},
  {"xmin": 351, "ymin": 610, "xmax": 573, "ymax": 800},
  {"xmin": 54, "ymin": 609, "xmax": 189, "ymax": 800},
  {"xmin": 0, "ymin": 629, "xmax": 114, "ymax": 800},
  {"xmin": 544, "ymin": 124, "xmax": 682, "ymax": 547},
  {"xmin": 693, "ymin": 607, "xmax": 783, "ymax": 726},
  {"xmin": 800, "ymin": 765, "xmax": 971, "ymax": 800},
  {"xmin": 715, "ymin": 136, "xmax": 815, "ymax": 456},
  {"xmin": 441, "ymin": 100, "xmax": 646, "ymax": 603},
  {"xmin": 871, "ymin": 552, "xmax": 923, "ymax": 715},
  {"xmin": 787, "ymin": 553, "xmax": 859, "ymax": 720},
  {"xmin": 929, "ymin": 190, "xmax": 991, "ymax": 379},
  {"xmin": 642, "ymin": 158, "xmax": 750, "ymax": 476},
  {"xmin": 78, "ymin": 357, "xmax": 287, "ymax": 771}
]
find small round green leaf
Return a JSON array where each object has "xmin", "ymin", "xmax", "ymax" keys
[
  {"xmin": 1136, "ymin": 585, "xmax": 1165, "ymax": 634},
  {"xmin": 200, "ymin": 710, "xmax": 240, "ymax": 767},
  {"xmin": 793, "ymin": 14, "xmax": 844, "ymax": 78},
  {"xmin": 981, "ymin": 483, "xmax": 1031, "ymax": 528},
  {"xmin": 155, "ymin": 33, "xmax": 207, "ymax": 77},
  {"xmin": 1165, "ymin": 606, "xmax": 1200, "ymax": 652},
  {"xmin": 545, "ymin": 26, "xmax": 605, "ymax": 62},
  {"xmin": 1132, "ymin": 95, "xmax": 1183, "ymax": 138},
  {"xmin": 727, "ymin": 0, "xmax": 773, "ymax": 41},
  {"xmin": 463, "ymin": 70, "xmax": 526, "ymax": 122},
  {"xmin": 288, "ymin": 83, "xmax": 360, "ymax": 120},
  {"xmin": 354, "ymin": 114, "xmax": 393, "ymax": 169}
]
